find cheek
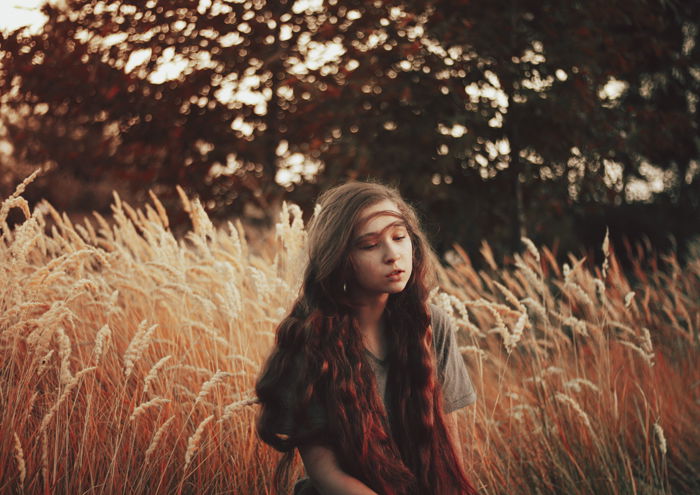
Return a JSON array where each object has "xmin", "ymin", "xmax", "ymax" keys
[
  {"xmin": 405, "ymin": 240, "xmax": 414, "ymax": 262},
  {"xmin": 349, "ymin": 253, "xmax": 373, "ymax": 279},
  {"xmin": 405, "ymin": 242, "xmax": 415, "ymax": 273}
]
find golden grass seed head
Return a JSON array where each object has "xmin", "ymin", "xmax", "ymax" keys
[
  {"xmin": 143, "ymin": 355, "xmax": 173, "ymax": 396},
  {"xmin": 124, "ymin": 321, "xmax": 158, "ymax": 378},
  {"xmin": 619, "ymin": 340, "xmax": 655, "ymax": 367},
  {"xmin": 564, "ymin": 378, "xmax": 601, "ymax": 394},
  {"xmin": 173, "ymin": 383, "xmax": 198, "ymax": 401},
  {"xmin": 36, "ymin": 349, "xmax": 55, "ymax": 376},
  {"xmin": 520, "ymin": 297, "xmax": 547, "ymax": 324},
  {"xmin": 479, "ymin": 240, "xmax": 498, "ymax": 271},
  {"xmin": 641, "ymin": 327, "xmax": 654, "ymax": 355},
  {"xmin": 594, "ymin": 278, "xmax": 606, "ymax": 302},
  {"xmin": 176, "ymin": 185, "xmax": 192, "ymax": 213},
  {"xmin": 195, "ymin": 370, "xmax": 235, "ymax": 407},
  {"xmin": 40, "ymin": 366, "xmax": 97, "ymax": 433},
  {"xmin": 144, "ymin": 415, "xmax": 176, "ymax": 465},
  {"xmin": 148, "ymin": 190, "xmax": 170, "ymax": 229},
  {"xmin": 189, "ymin": 198, "xmax": 215, "ymax": 239},
  {"xmin": 514, "ymin": 254, "xmax": 544, "ymax": 294},
  {"xmin": 564, "ymin": 281, "xmax": 594, "ymax": 307},
  {"xmin": 555, "ymin": 392, "xmax": 593, "ymax": 433},
  {"xmin": 521, "ymin": 236, "xmax": 540, "ymax": 263},
  {"xmin": 130, "ymin": 397, "xmax": 171, "ymax": 422},
  {"xmin": 507, "ymin": 404, "xmax": 539, "ymax": 423},
  {"xmin": 431, "ymin": 292, "xmax": 481, "ymax": 336},
  {"xmin": 563, "ymin": 263, "xmax": 571, "ymax": 283},
  {"xmin": 92, "ymin": 324, "xmax": 112, "ymax": 366},
  {"xmin": 218, "ymin": 395, "xmax": 260, "ymax": 424},
  {"xmin": 184, "ymin": 414, "xmax": 215, "ymax": 473},
  {"xmin": 0, "ymin": 197, "xmax": 32, "ymax": 235},
  {"xmin": 562, "ymin": 315, "xmax": 589, "ymax": 336},
  {"xmin": 602, "ymin": 228, "xmax": 610, "ymax": 256},
  {"xmin": 602, "ymin": 228, "xmax": 610, "ymax": 279},
  {"xmin": 8, "ymin": 215, "xmax": 42, "ymax": 265},
  {"xmin": 55, "ymin": 326, "xmax": 73, "ymax": 386},
  {"xmin": 543, "ymin": 366, "xmax": 565, "ymax": 377},
  {"xmin": 493, "ymin": 281, "xmax": 525, "ymax": 312},
  {"xmin": 654, "ymin": 422, "xmax": 667, "ymax": 456},
  {"xmin": 13, "ymin": 432, "xmax": 26, "ymax": 491},
  {"xmin": 505, "ymin": 311, "xmax": 528, "ymax": 353},
  {"xmin": 459, "ymin": 345, "xmax": 487, "ymax": 359},
  {"xmin": 432, "ymin": 291, "xmax": 457, "ymax": 320}
]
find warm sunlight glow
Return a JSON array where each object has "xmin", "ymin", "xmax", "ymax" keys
[{"xmin": 0, "ymin": 0, "xmax": 47, "ymax": 33}]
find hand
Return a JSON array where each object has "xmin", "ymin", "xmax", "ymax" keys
[{"xmin": 298, "ymin": 444, "xmax": 379, "ymax": 495}]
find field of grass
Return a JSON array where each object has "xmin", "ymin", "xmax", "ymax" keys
[{"xmin": 1, "ymin": 172, "xmax": 699, "ymax": 494}]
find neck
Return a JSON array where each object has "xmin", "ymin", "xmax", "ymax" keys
[
  {"xmin": 352, "ymin": 293, "xmax": 389, "ymax": 358},
  {"xmin": 354, "ymin": 294, "xmax": 388, "ymax": 324}
]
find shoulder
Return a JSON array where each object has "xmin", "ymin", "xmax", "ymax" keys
[
  {"xmin": 428, "ymin": 303, "xmax": 458, "ymax": 360},
  {"xmin": 429, "ymin": 303, "xmax": 455, "ymax": 341},
  {"xmin": 429, "ymin": 303, "xmax": 451, "ymax": 327}
]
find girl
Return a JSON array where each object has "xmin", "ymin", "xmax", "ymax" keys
[{"xmin": 256, "ymin": 181, "xmax": 478, "ymax": 495}]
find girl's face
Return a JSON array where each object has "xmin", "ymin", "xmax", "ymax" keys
[{"xmin": 348, "ymin": 199, "xmax": 413, "ymax": 301}]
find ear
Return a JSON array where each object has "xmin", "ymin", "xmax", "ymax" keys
[{"xmin": 340, "ymin": 259, "xmax": 355, "ymax": 285}]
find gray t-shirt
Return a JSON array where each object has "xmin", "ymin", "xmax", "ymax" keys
[
  {"xmin": 278, "ymin": 304, "xmax": 477, "ymax": 439},
  {"xmin": 366, "ymin": 304, "xmax": 477, "ymax": 416}
]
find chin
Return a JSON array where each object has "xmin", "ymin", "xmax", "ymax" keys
[{"xmin": 388, "ymin": 283, "xmax": 409, "ymax": 294}]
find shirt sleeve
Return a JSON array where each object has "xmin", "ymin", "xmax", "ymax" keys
[{"xmin": 430, "ymin": 304, "xmax": 477, "ymax": 413}]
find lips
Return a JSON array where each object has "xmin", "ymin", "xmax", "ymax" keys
[{"xmin": 386, "ymin": 269, "xmax": 404, "ymax": 278}]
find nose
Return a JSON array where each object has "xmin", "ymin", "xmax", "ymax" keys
[{"xmin": 383, "ymin": 243, "xmax": 401, "ymax": 264}]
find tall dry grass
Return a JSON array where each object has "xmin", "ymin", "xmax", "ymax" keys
[{"xmin": 1, "ymin": 174, "xmax": 698, "ymax": 494}]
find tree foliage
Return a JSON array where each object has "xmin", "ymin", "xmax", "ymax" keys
[
  {"xmin": 1, "ymin": 0, "xmax": 316, "ymax": 214},
  {"xmin": 291, "ymin": 0, "xmax": 700, "ymax": 251},
  {"xmin": 1, "ymin": 0, "xmax": 698, "ymax": 254}
]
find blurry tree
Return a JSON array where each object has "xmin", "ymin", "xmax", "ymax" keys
[
  {"xmin": 289, "ymin": 0, "xmax": 700, "ymax": 253},
  {"xmin": 0, "ymin": 0, "xmax": 319, "ymax": 218},
  {"xmin": 606, "ymin": 2, "xmax": 700, "ymax": 255},
  {"xmin": 1, "ymin": 0, "xmax": 698, "ymax": 256}
]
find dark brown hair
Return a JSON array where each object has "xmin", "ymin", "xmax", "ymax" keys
[{"xmin": 256, "ymin": 181, "xmax": 478, "ymax": 494}]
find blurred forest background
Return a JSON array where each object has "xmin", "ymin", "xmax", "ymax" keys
[{"xmin": 1, "ymin": 0, "xmax": 699, "ymax": 264}]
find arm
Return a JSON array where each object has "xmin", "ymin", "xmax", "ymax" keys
[
  {"xmin": 446, "ymin": 411, "xmax": 464, "ymax": 471},
  {"xmin": 298, "ymin": 443, "xmax": 379, "ymax": 495}
]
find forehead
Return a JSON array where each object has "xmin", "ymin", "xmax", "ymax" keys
[{"xmin": 354, "ymin": 199, "xmax": 404, "ymax": 236}]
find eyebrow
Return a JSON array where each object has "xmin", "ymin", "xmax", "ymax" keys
[{"xmin": 353, "ymin": 216, "xmax": 407, "ymax": 244}]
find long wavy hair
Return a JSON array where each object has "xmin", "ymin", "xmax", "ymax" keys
[{"xmin": 256, "ymin": 181, "xmax": 478, "ymax": 495}]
